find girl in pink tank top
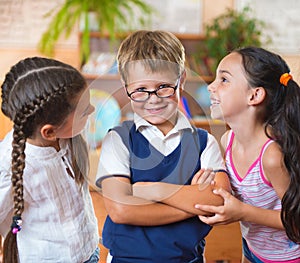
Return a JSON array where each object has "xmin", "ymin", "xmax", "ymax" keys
[{"xmin": 195, "ymin": 47, "xmax": 300, "ymax": 262}]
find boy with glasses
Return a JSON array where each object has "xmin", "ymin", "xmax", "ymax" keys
[{"xmin": 96, "ymin": 30, "xmax": 230, "ymax": 263}]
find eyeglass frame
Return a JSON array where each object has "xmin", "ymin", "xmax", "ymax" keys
[{"xmin": 125, "ymin": 75, "xmax": 182, "ymax": 102}]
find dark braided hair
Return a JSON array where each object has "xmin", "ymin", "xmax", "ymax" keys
[
  {"xmin": 235, "ymin": 47, "xmax": 300, "ymax": 244},
  {"xmin": 1, "ymin": 57, "xmax": 89, "ymax": 262}
]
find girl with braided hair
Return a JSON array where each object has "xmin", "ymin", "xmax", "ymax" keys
[
  {"xmin": 195, "ymin": 47, "xmax": 300, "ymax": 262},
  {"xmin": 0, "ymin": 57, "xmax": 99, "ymax": 263}
]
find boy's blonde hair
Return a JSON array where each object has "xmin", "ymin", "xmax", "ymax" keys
[{"xmin": 117, "ymin": 30, "xmax": 185, "ymax": 83}]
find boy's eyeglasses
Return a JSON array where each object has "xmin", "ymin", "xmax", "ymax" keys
[{"xmin": 126, "ymin": 77, "xmax": 181, "ymax": 102}]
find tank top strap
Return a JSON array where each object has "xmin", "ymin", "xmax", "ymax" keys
[
  {"xmin": 224, "ymin": 130, "xmax": 235, "ymax": 156},
  {"xmin": 260, "ymin": 139, "xmax": 274, "ymax": 157}
]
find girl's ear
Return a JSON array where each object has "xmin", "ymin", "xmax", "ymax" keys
[
  {"xmin": 40, "ymin": 124, "xmax": 57, "ymax": 141},
  {"xmin": 248, "ymin": 87, "xmax": 266, "ymax": 105}
]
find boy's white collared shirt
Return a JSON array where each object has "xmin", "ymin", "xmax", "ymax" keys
[{"xmin": 97, "ymin": 110, "xmax": 225, "ymax": 179}]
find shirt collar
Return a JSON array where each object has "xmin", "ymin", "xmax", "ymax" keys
[
  {"xmin": 25, "ymin": 137, "xmax": 69, "ymax": 160},
  {"xmin": 133, "ymin": 110, "xmax": 194, "ymax": 133}
]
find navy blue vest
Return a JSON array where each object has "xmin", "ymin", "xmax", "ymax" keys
[{"xmin": 103, "ymin": 121, "xmax": 211, "ymax": 263}]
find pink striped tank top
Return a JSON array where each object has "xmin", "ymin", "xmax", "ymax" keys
[{"xmin": 225, "ymin": 130, "xmax": 300, "ymax": 262}]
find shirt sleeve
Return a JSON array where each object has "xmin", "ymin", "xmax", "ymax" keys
[
  {"xmin": 200, "ymin": 133, "xmax": 225, "ymax": 170},
  {"xmin": 0, "ymin": 131, "xmax": 14, "ymax": 236},
  {"xmin": 95, "ymin": 130, "xmax": 131, "ymax": 185},
  {"xmin": 0, "ymin": 167, "xmax": 14, "ymax": 237}
]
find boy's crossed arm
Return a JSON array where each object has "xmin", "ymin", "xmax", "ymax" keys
[
  {"xmin": 132, "ymin": 169, "xmax": 231, "ymax": 215},
  {"xmin": 101, "ymin": 176, "xmax": 194, "ymax": 226}
]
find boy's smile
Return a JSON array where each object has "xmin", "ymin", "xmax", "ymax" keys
[{"xmin": 124, "ymin": 61, "xmax": 183, "ymax": 135}]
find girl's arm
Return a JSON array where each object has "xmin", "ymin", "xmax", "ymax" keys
[
  {"xmin": 132, "ymin": 170, "xmax": 231, "ymax": 215},
  {"xmin": 196, "ymin": 188, "xmax": 283, "ymax": 229},
  {"xmin": 196, "ymin": 140, "xmax": 289, "ymax": 230},
  {"xmin": 101, "ymin": 176, "xmax": 194, "ymax": 226}
]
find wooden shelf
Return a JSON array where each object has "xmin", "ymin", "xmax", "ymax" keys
[
  {"xmin": 83, "ymin": 73, "xmax": 213, "ymax": 83},
  {"xmin": 186, "ymin": 75, "xmax": 214, "ymax": 83},
  {"xmin": 173, "ymin": 33, "xmax": 206, "ymax": 40},
  {"xmin": 83, "ymin": 73, "xmax": 120, "ymax": 81}
]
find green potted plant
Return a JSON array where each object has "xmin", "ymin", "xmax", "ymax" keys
[
  {"xmin": 196, "ymin": 6, "xmax": 271, "ymax": 75},
  {"xmin": 38, "ymin": 0, "xmax": 154, "ymax": 63}
]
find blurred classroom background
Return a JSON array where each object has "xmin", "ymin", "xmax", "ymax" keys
[{"xmin": 0, "ymin": 1, "xmax": 300, "ymax": 262}]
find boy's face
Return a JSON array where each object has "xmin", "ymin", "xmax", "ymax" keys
[{"xmin": 125, "ymin": 62, "xmax": 181, "ymax": 133}]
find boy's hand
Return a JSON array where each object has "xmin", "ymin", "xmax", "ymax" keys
[{"xmin": 191, "ymin": 168, "xmax": 215, "ymax": 190}]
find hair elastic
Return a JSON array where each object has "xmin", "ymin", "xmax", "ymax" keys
[
  {"xmin": 280, "ymin": 73, "xmax": 293, "ymax": 86},
  {"xmin": 11, "ymin": 215, "xmax": 22, "ymax": 234}
]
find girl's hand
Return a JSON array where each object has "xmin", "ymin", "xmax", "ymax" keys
[
  {"xmin": 194, "ymin": 187, "xmax": 244, "ymax": 225},
  {"xmin": 191, "ymin": 168, "xmax": 215, "ymax": 190}
]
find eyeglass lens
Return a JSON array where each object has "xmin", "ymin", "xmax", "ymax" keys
[{"xmin": 130, "ymin": 86, "xmax": 175, "ymax": 101}]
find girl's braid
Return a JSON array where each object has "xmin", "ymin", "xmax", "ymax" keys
[
  {"xmin": 2, "ymin": 57, "xmax": 87, "ymax": 263},
  {"xmin": 10, "ymin": 85, "xmax": 65, "ymax": 216}
]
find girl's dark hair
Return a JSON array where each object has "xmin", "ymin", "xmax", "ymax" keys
[
  {"xmin": 235, "ymin": 46, "xmax": 300, "ymax": 243},
  {"xmin": 1, "ymin": 57, "xmax": 89, "ymax": 262}
]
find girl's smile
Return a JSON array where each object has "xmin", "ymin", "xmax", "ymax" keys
[{"xmin": 208, "ymin": 52, "xmax": 250, "ymax": 122}]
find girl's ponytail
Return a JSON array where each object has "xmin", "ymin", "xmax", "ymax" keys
[{"xmin": 280, "ymin": 78, "xmax": 300, "ymax": 243}]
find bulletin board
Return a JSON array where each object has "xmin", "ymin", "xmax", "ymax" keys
[
  {"xmin": 236, "ymin": 0, "xmax": 300, "ymax": 54},
  {"xmin": 0, "ymin": 0, "xmax": 77, "ymax": 49}
]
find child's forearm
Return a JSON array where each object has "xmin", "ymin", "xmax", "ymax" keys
[
  {"xmin": 240, "ymin": 202, "xmax": 284, "ymax": 229},
  {"xmin": 101, "ymin": 176, "xmax": 195, "ymax": 225},
  {"xmin": 133, "ymin": 171, "xmax": 230, "ymax": 215}
]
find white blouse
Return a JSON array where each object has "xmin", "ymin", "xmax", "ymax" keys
[{"xmin": 0, "ymin": 131, "xmax": 99, "ymax": 263}]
